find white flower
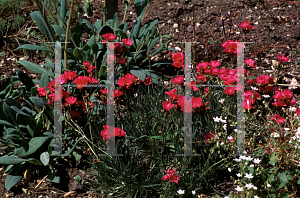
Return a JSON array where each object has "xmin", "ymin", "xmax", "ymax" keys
[
  {"xmin": 228, "ymin": 168, "xmax": 231, "ymax": 172},
  {"xmin": 224, "ymin": 196, "xmax": 229, "ymax": 198},
  {"xmin": 233, "ymin": 158, "xmax": 242, "ymax": 162},
  {"xmin": 236, "ymin": 173, "xmax": 242, "ymax": 177},
  {"xmin": 239, "ymin": 155, "xmax": 247, "ymax": 160},
  {"xmin": 213, "ymin": 116, "xmax": 222, "ymax": 122},
  {"xmin": 192, "ymin": 190, "xmax": 196, "ymax": 195},
  {"xmin": 253, "ymin": 186, "xmax": 257, "ymax": 190},
  {"xmin": 267, "ymin": 184, "xmax": 271, "ymax": 188},
  {"xmin": 223, "ymin": 124, "xmax": 227, "ymax": 130},
  {"xmin": 220, "ymin": 119, "xmax": 227, "ymax": 123},
  {"xmin": 244, "ymin": 173, "xmax": 254, "ymax": 179},
  {"xmin": 245, "ymin": 183, "xmax": 254, "ymax": 189},
  {"xmin": 270, "ymin": 133, "xmax": 280, "ymax": 138},
  {"xmin": 219, "ymin": 99, "xmax": 225, "ymax": 104},
  {"xmin": 262, "ymin": 95, "xmax": 270, "ymax": 98},
  {"xmin": 134, "ymin": 93, "xmax": 138, "ymax": 97},
  {"xmin": 253, "ymin": 158, "xmax": 261, "ymax": 164},
  {"xmin": 251, "ymin": 86, "xmax": 258, "ymax": 90},
  {"xmin": 221, "ymin": 142, "xmax": 224, "ymax": 146},
  {"xmin": 177, "ymin": 189, "xmax": 185, "ymax": 194},
  {"xmin": 254, "ymin": 196, "xmax": 259, "ymax": 198},
  {"xmin": 250, "ymin": 164, "xmax": 254, "ymax": 168},
  {"xmin": 245, "ymin": 156, "xmax": 253, "ymax": 161},
  {"xmin": 235, "ymin": 186, "xmax": 243, "ymax": 192}
]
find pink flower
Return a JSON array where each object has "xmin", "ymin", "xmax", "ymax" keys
[
  {"xmin": 224, "ymin": 87, "xmax": 236, "ymax": 96},
  {"xmin": 192, "ymin": 97, "xmax": 203, "ymax": 109},
  {"xmin": 277, "ymin": 54, "xmax": 289, "ymax": 63},
  {"xmin": 101, "ymin": 125, "xmax": 126, "ymax": 140},
  {"xmin": 204, "ymin": 131, "xmax": 215, "ymax": 143},
  {"xmin": 65, "ymin": 96, "xmax": 77, "ymax": 105},
  {"xmin": 117, "ymin": 73, "xmax": 137, "ymax": 89},
  {"xmin": 171, "ymin": 76, "xmax": 184, "ymax": 85},
  {"xmin": 37, "ymin": 87, "xmax": 47, "ymax": 96},
  {"xmin": 269, "ymin": 114, "xmax": 285, "ymax": 125},
  {"xmin": 83, "ymin": 61, "xmax": 91, "ymax": 68},
  {"xmin": 162, "ymin": 100, "xmax": 175, "ymax": 111},
  {"xmin": 296, "ymin": 108, "xmax": 300, "ymax": 115},
  {"xmin": 165, "ymin": 88, "xmax": 180, "ymax": 101},
  {"xmin": 244, "ymin": 59, "xmax": 256, "ymax": 68},
  {"xmin": 114, "ymin": 89, "xmax": 124, "ymax": 98},
  {"xmin": 102, "ymin": 33, "xmax": 116, "ymax": 41},
  {"xmin": 238, "ymin": 21, "xmax": 255, "ymax": 31},
  {"xmin": 122, "ymin": 38, "xmax": 133, "ymax": 47},
  {"xmin": 162, "ymin": 169, "xmax": 180, "ymax": 184},
  {"xmin": 256, "ymin": 75, "xmax": 274, "ymax": 86},
  {"xmin": 100, "ymin": 88, "xmax": 108, "ymax": 95},
  {"xmin": 177, "ymin": 96, "xmax": 193, "ymax": 113},
  {"xmin": 209, "ymin": 60, "xmax": 221, "ymax": 68}
]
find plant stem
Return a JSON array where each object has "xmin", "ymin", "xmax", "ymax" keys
[{"xmin": 64, "ymin": 0, "xmax": 75, "ymax": 70}]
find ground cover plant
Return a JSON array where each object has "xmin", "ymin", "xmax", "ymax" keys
[{"xmin": 1, "ymin": 0, "xmax": 300, "ymax": 197}]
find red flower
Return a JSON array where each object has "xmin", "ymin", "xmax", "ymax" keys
[
  {"xmin": 70, "ymin": 110, "xmax": 83, "ymax": 118},
  {"xmin": 222, "ymin": 40, "xmax": 240, "ymax": 55},
  {"xmin": 171, "ymin": 76, "xmax": 184, "ymax": 85},
  {"xmin": 177, "ymin": 96, "xmax": 193, "ymax": 113},
  {"xmin": 118, "ymin": 57, "xmax": 126, "ymax": 64},
  {"xmin": 100, "ymin": 88, "xmax": 108, "ymax": 95},
  {"xmin": 196, "ymin": 62, "xmax": 209, "ymax": 71},
  {"xmin": 196, "ymin": 74, "xmax": 206, "ymax": 83},
  {"xmin": 162, "ymin": 100, "xmax": 175, "ymax": 111},
  {"xmin": 244, "ymin": 98, "xmax": 255, "ymax": 110},
  {"xmin": 269, "ymin": 114, "xmax": 285, "ymax": 125},
  {"xmin": 83, "ymin": 61, "xmax": 91, "ymax": 68},
  {"xmin": 102, "ymin": 33, "xmax": 116, "ymax": 41},
  {"xmin": 172, "ymin": 52, "xmax": 184, "ymax": 68},
  {"xmin": 37, "ymin": 87, "xmax": 47, "ymax": 96},
  {"xmin": 256, "ymin": 75, "xmax": 274, "ymax": 86},
  {"xmin": 296, "ymin": 108, "xmax": 300, "ymax": 115},
  {"xmin": 209, "ymin": 60, "xmax": 221, "ymax": 68},
  {"xmin": 192, "ymin": 97, "xmax": 203, "ymax": 109},
  {"xmin": 114, "ymin": 89, "xmax": 124, "ymax": 98},
  {"xmin": 277, "ymin": 54, "xmax": 289, "ymax": 63},
  {"xmin": 238, "ymin": 21, "xmax": 255, "ymax": 31},
  {"xmin": 73, "ymin": 76, "xmax": 89, "ymax": 89},
  {"xmin": 224, "ymin": 87, "xmax": 236, "ymax": 96},
  {"xmin": 117, "ymin": 73, "xmax": 137, "ymax": 89},
  {"xmin": 100, "ymin": 125, "xmax": 126, "ymax": 140},
  {"xmin": 162, "ymin": 169, "xmax": 180, "ymax": 184},
  {"xmin": 65, "ymin": 96, "xmax": 77, "ymax": 105},
  {"xmin": 204, "ymin": 131, "xmax": 215, "ymax": 143},
  {"xmin": 244, "ymin": 59, "xmax": 256, "ymax": 68},
  {"xmin": 172, "ymin": 60, "xmax": 184, "ymax": 68},
  {"xmin": 272, "ymin": 99, "xmax": 286, "ymax": 107},
  {"xmin": 122, "ymin": 38, "xmax": 133, "ymax": 47},
  {"xmin": 165, "ymin": 88, "xmax": 180, "ymax": 101}
]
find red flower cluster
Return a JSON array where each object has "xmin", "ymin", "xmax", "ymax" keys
[
  {"xmin": 272, "ymin": 89, "xmax": 295, "ymax": 107},
  {"xmin": 222, "ymin": 40, "xmax": 240, "ymax": 55},
  {"xmin": 117, "ymin": 73, "xmax": 137, "ymax": 89},
  {"xmin": 244, "ymin": 90, "xmax": 261, "ymax": 110},
  {"xmin": 162, "ymin": 169, "xmax": 180, "ymax": 184},
  {"xmin": 122, "ymin": 38, "xmax": 133, "ymax": 47},
  {"xmin": 171, "ymin": 52, "xmax": 184, "ymax": 69},
  {"xmin": 102, "ymin": 33, "xmax": 116, "ymax": 41},
  {"xmin": 238, "ymin": 21, "xmax": 255, "ymax": 31},
  {"xmin": 204, "ymin": 131, "xmax": 215, "ymax": 144},
  {"xmin": 100, "ymin": 125, "xmax": 126, "ymax": 140}
]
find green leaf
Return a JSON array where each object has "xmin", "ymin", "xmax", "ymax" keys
[
  {"xmin": 134, "ymin": 0, "xmax": 148, "ymax": 17},
  {"xmin": 52, "ymin": 25, "xmax": 66, "ymax": 38},
  {"xmin": 131, "ymin": 16, "xmax": 142, "ymax": 40},
  {"xmin": 17, "ymin": 60, "xmax": 51, "ymax": 75},
  {"xmin": 75, "ymin": 175, "xmax": 81, "ymax": 182},
  {"xmin": 146, "ymin": 37, "xmax": 159, "ymax": 53},
  {"xmin": 29, "ymin": 96, "xmax": 46, "ymax": 109},
  {"xmin": 72, "ymin": 151, "xmax": 82, "ymax": 162},
  {"xmin": 47, "ymin": 172, "xmax": 60, "ymax": 183},
  {"xmin": 10, "ymin": 106, "xmax": 33, "ymax": 118},
  {"xmin": 40, "ymin": 73, "xmax": 50, "ymax": 89},
  {"xmin": 30, "ymin": 11, "xmax": 54, "ymax": 42},
  {"xmin": 14, "ymin": 136, "xmax": 49, "ymax": 157},
  {"xmin": 16, "ymin": 44, "xmax": 50, "ymax": 52},
  {"xmin": 130, "ymin": 70, "xmax": 146, "ymax": 81},
  {"xmin": 93, "ymin": 20, "xmax": 103, "ymax": 32},
  {"xmin": 57, "ymin": 0, "xmax": 66, "ymax": 27},
  {"xmin": 82, "ymin": 19, "xmax": 93, "ymax": 30},
  {"xmin": 5, "ymin": 98, "xmax": 21, "ymax": 109},
  {"xmin": 5, "ymin": 164, "xmax": 24, "ymax": 191},
  {"xmin": 72, "ymin": 23, "xmax": 85, "ymax": 47},
  {"xmin": 0, "ymin": 52, "xmax": 4, "ymax": 57},
  {"xmin": 17, "ymin": 69, "xmax": 35, "ymax": 92},
  {"xmin": 278, "ymin": 181, "xmax": 287, "ymax": 189},
  {"xmin": 0, "ymin": 155, "xmax": 27, "ymax": 165},
  {"xmin": 3, "ymin": 103, "xmax": 17, "ymax": 126},
  {"xmin": 27, "ymin": 125, "xmax": 34, "ymax": 137},
  {"xmin": 41, "ymin": 63, "xmax": 55, "ymax": 70},
  {"xmin": 112, "ymin": 12, "xmax": 119, "ymax": 31},
  {"xmin": 40, "ymin": 152, "xmax": 49, "ymax": 165},
  {"xmin": 0, "ymin": 120, "xmax": 15, "ymax": 128},
  {"xmin": 28, "ymin": 158, "xmax": 43, "ymax": 166}
]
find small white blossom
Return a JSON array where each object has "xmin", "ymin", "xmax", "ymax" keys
[
  {"xmin": 270, "ymin": 133, "xmax": 280, "ymax": 138},
  {"xmin": 224, "ymin": 196, "xmax": 229, "ymax": 198},
  {"xmin": 236, "ymin": 173, "xmax": 242, "ymax": 177},
  {"xmin": 250, "ymin": 164, "xmax": 254, "ymax": 168},
  {"xmin": 262, "ymin": 95, "xmax": 270, "ymax": 98},
  {"xmin": 219, "ymin": 99, "xmax": 225, "ymax": 104},
  {"xmin": 223, "ymin": 124, "xmax": 227, "ymax": 130},
  {"xmin": 253, "ymin": 158, "xmax": 261, "ymax": 164},
  {"xmin": 254, "ymin": 196, "xmax": 259, "ymax": 198},
  {"xmin": 233, "ymin": 158, "xmax": 242, "ymax": 162},
  {"xmin": 245, "ymin": 156, "xmax": 253, "ymax": 161},
  {"xmin": 220, "ymin": 119, "xmax": 227, "ymax": 123},
  {"xmin": 239, "ymin": 155, "xmax": 247, "ymax": 160},
  {"xmin": 177, "ymin": 189, "xmax": 185, "ymax": 194},
  {"xmin": 245, "ymin": 183, "xmax": 254, "ymax": 189},
  {"xmin": 213, "ymin": 116, "xmax": 222, "ymax": 122},
  {"xmin": 267, "ymin": 184, "xmax": 271, "ymax": 188},
  {"xmin": 253, "ymin": 186, "xmax": 258, "ymax": 190},
  {"xmin": 235, "ymin": 186, "xmax": 243, "ymax": 192},
  {"xmin": 192, "ymin": 190, "xmax": 196, "ymax": 195},
  {"xmin": 245, "ymin": 173, "xmax": 254, "ymax": 179},
  {"xmin": 221, "ymin": 142, "xmax": 224, "ymax": 146},
  {"xmin": 251, "ymin": 86, "xmax": 258, "ymax": 90},
  {"xmin": 228, "ymin": 168, "xmax": 231, "ymax": 172}
]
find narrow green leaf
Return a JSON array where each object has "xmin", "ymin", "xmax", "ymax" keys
[
  {"xmin": 134, "ymin": 0, "xmax": 147, "ymax": 17},
  {"xmin": 146, "ymin": 37, "xmax": 159, "ymax": 53},
  {"xmin": 52, "ymin": 25, "xmax": 66, "ymax": 38},
  {"xmin": 29, "ymin": 96, "xmax": 46, "ymax": 109},
  {"xmin": 40, "ymin": 73, "xmax": 50, "ymax": 89},
  {"xmin": 30, "ymin": 11, "xmax": 54, "ymax": 42},
  {"xmin": 0, "ymin": 156, "xmax": 27, "ymax": 165},
  {"xmin": 0, "ymin": 120, "xmax": 15, "ymax": 128},
  {"xmin": 113, "ymin": 12, "xmax": 118, "ymax": 31},
  {"xmin": 17, "ymin": 60, "xmax": 51, "ymax": 74},
  {"xmin": 17, "ymin": 69, "xmax": 35, "ymax": 92},
  {"xmin": 10, "ymin": 106, "xmax": 32, "ymax": 118},
  {"xmin": 16, "ymin": 44, "xmax": 50, "ymax": 52},
  {"xmin": 14, "ymin": 136, "xmax": 49, "ymax": 157}
]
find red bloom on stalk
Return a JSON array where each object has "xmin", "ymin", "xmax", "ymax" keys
[
  {"xmin": 102, "ymin": 33, "xmax": 116, "ymax": 41},
  {"xmin": 162, "ymin": 169, "xmax": 180, "ymax": 184},
  {"xmin": 196, "ymin": 62, "xmax": 209, "ymax": 71},
  {"xmin": 70, "ymin": 110, "xmax": 83, "ymax": 118},
  {"xmin": 118, "ymin": 57, "xmax": 126, "ymax": 64},
  {"xmin": 244, "ymin": 98, "xmax": 255, "ymax": 110},
  {"xmin": 196, "ymin": 74, "xmax": 206, "ymax": 83},
  {"xmin": 224, "ymin": 87, "xmax": 236, "ymax": 96},
  {"xmin": 192, "ymin": 97, "xmax": 203, "ymax": 109},
  {"xmin": 277, "ymin": 54, "xmax": 289, "ymax": 63},
  {"xmin": 100, "ymin": 88, "xmax": 108, "ymax": 95},
  {"xmin": 296, "ymin": 108, "xmax": 300, "ymax": 115},
  {"xmin": 114, "ymin": 89, "xmax": 124, "ymax": 98},
  {"xmin": 244, "ymin": 59, "xmax": 256, "ymax": 68},
  {"xmin": 222, "ymin": 40, "xmax": 240, "ymax": 55},
  {"xmin": 272, "ymin": 99, "xmax": 286, "ymax": 107},
  {"xmin": 256, "ymin": 75, "xmax": 274, "ymax": 86},
  {"xmin": 122, "ymin": 38, "xmax": 133, "ymax": 47},
  {"xmin": 165, "ymin": 88, "xmax": 180, "ymax": 101},
  {"xmin": 100, "ymin": 125, "xmax": 126, "ymax": 140},
  {"xmin": 209, "ymin": 60, "xmax": 221, "ymax": 68},
  {"xmin": 65, "ymin": 96, "xmax": 77, "ymax": 105},
  {"xmin": 238, "ymin": 21, "xmax": 255, "ymax": 31},
  {"xmin": 83, "ymin": 61, "xmax": 91, "ymax": 68},
  {"xmin": 162, "ymin": 100, "xmax": 175, "ymax": 111},
  {"xmin": 37, "ymin": 87, "xmax": 47, "ymax": 96},
  {"xmin": 269, "ymin": 114, "xmax": 285, "ymax": 125},
  {"xmin": 204, "ymin": 131, "xmax": 215, "ymax": 143},
  {"xmin": 171, "ymin": 76, "xmax": 184, "ymax": 85},
  {"xmin": 177, "ymin": 96, "xmax": 193, "ymax": 113},
  {"xmin": 117, "ymin": 73, "xmax": 137, "ymax": 89}
]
